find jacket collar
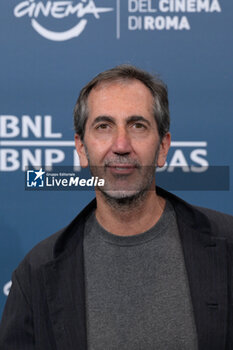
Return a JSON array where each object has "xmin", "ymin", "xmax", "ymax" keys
[{"xmin": 43, "ymin": 188, "xmax": 228, "ymax": 350}]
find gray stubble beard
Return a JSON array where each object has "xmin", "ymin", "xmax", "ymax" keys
[{"xmin": 84, "ymin": 143, "xmax": 159, "ymax": 211}]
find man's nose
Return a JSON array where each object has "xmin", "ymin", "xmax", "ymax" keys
[{"xmin": 111, "ymin": 127, "xmax": 132, "ymax": 155}]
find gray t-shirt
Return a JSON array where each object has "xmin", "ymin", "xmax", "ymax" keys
[{"xmin": 83, "ymin": 201, "xmax": 198, "ymax": 350}]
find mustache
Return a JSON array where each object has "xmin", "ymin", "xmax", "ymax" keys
[{"xmin": 104, "ymin": 157, "xmax": 141, "ymax": 168}]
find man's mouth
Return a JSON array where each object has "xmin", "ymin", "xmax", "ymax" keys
[{"xmin": 106, "ymin": 164, "xmax": 137, "ymax": 175}]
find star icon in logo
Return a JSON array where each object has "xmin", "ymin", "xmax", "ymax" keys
[{"xmin": 34, "ymin": 168, "xmax": 45, "ymax": 181}]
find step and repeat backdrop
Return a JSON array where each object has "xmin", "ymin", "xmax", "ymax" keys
[{"xmin": 0, "ymin": 0, "xmax": 232, "ymax": 317}]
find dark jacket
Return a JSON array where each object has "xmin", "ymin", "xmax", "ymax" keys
[{"xmin": 0, "ymin": 188, "xmax": 233, "ymax": 350}]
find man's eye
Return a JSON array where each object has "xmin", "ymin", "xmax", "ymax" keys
[
  {"xmin": 132, "ymin": 123, "xmax": 146, "ymax": 129},
  {"xmin": 96, "ymin": 124, "xmax": 110, "ymax": 129}
]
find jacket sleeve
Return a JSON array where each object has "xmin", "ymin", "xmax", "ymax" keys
[{"xmin": 0, "ymin": 269, "xmax": 35, "ymax": 350}]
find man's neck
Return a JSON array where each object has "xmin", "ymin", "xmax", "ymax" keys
[{"xmin": 95, "ymin": 189, "xmax": 166, "ymax": 236}]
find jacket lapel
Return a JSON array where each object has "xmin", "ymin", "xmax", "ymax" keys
[
  {"xmin": 165, "ymin": 190, "xmax": 228, "ymax": 350},
  {"xmin": 42, "ymin": 202, "xmax": 96, "ymax": 350},
  {"xmin": 43, "ymin": 248, "xmax": 87, "ymax": 349},
  {"xmin": 179, "ymin": 220, "xmax": 228, "ymax": 349}
]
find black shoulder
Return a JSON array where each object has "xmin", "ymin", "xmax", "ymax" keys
[
  {"xmin": 5, "ymin": 227, "xmax": 68, "ymax": 310},
  {"xmin": 15, "ymin": 198, "xmax": 96, "ymax": 273},
  {"xmin": 194, "ymin": 206, "xmax": 233, "ymax": 242},
  {"xmin": 19, "ymin": 227, "xmax": 67, "ymax": 270}
]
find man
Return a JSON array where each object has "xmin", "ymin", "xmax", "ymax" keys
[{"xmin": 0, "ymin": 65, "xmax": 233, "ymax": 350}]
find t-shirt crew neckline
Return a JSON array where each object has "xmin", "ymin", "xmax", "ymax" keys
[{"xmin": 88, "ymin": 200, "xmax": 175, "ymax": 247}]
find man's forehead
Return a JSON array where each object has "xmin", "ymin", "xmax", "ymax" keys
[
  {"xmin": 87, "ymin": 78, "xmax": 154, "ymax": 104},
  {"xmin": 84, "ymin": 80, "xmax": 156, "ymax": 132}
]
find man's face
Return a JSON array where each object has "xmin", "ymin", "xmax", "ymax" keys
[{"xmin": 75, "ymin": 79, "xmax": 170, "ymax": 200}]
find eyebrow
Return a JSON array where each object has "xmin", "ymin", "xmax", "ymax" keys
[
  {"xmin": 91, "ymin": 116, "xmax": 114, "ymax": 127},
  {"xmin": 126, "ymin": 116, "xmax": 151, "ymax": 126},
  {"xmin": 91, "ymin": 115, "xmax": 151, "ymax": 127}
]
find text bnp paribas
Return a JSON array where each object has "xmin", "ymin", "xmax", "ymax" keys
[
  {"xmin": 128, "ymin": 0, "xmax": 221, "ymax": 31},
  {"xmin": 0, "ymin": 115, "xmax": 209, "ymax": 172}
]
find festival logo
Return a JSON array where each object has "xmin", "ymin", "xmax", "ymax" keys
[{"xmin": 13, "ymin": 0, "xmax": 114, "ymax": 41}]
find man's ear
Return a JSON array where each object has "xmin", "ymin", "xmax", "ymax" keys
[
  {"xmin": 157, "ymin": 132, "xmax": 171, "ymax": 168},
  {"xmin": 74, "ymin": 134, "xmax": 89, "ymax": 168}
]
